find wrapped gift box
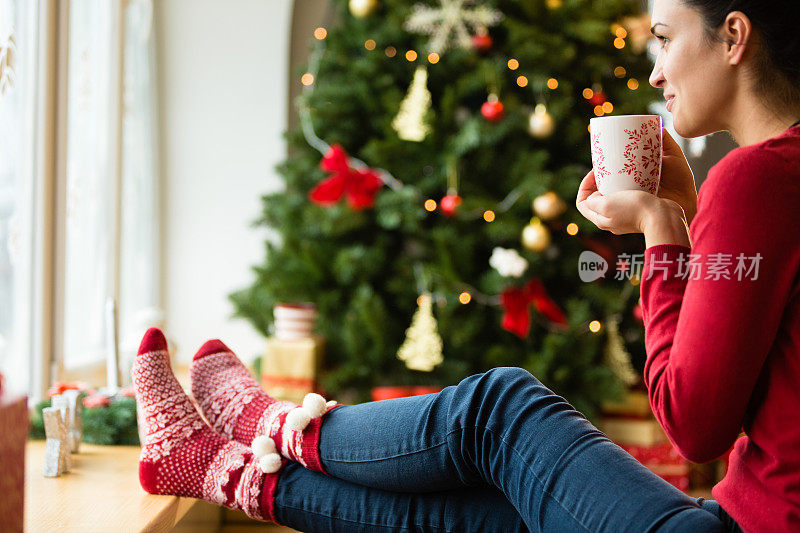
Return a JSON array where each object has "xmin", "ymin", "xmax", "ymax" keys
[
  {"xmin": 0, "ymin": 391, "xmax": 29, "ymax": 533},
  {"xmin": 261, "ymin": 335, "xmax": 325, "ymax": 405},
  {"xmin": 618, "ymin": 441, "xmax": 685, "ymax": 465},
  {"xmin": 619, "ymin": 441, "xmax": 690, "ymax": 492}
]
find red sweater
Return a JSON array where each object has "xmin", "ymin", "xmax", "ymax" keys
[{"xmin": 640, "ymin": 124, "xmax": 800, "ymax": 533}]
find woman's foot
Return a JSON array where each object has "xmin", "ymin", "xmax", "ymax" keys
[
  {"xmin": 189, "ymin": 338, "xmax": 341, "ymax": 473},
  {"xmin": 133, "ymin": 327, "xmax": 283, "ymax": 521}
]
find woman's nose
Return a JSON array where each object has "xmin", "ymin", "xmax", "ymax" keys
[{"xmin": 649, "ymin": 55, "xmax": 665, "ymax": 88}]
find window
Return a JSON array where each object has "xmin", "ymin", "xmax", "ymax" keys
[
  {"xmin": 58, "ymin": 0, "xmax": 161, "ymax": 382},
  {"xmin": 0, "ymin": 0, "xmax": 38, "ymax": 395},
  {"xmin": 0, "ymin": 0, "xmax": 160, "ymax": 398}
]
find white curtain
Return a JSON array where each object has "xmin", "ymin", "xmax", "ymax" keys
[
  {"xmin": 119, "ymin": 0, "xmax": 161, "ymax": 372},
  {"xmin": 63, "ymin": 0, "xmax": 116, "ymax": 368},
  {"xmin": 0, "ymin": 0, "xmax": 36, "ymax": 393},
  {"xmin": 63, "ymin": 0, "xmax": 160, "ymax": 373}
]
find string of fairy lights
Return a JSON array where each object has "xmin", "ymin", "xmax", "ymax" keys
[
  {"xmin": 303, "ymin": 21, "xmax": 647, "ymax": 123},
  {"xmin": 295, "ymin": 4, "xmax": 654, "ymax": 335}
]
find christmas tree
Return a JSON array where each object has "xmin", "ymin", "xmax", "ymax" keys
[{"xmin": 231, "ymin": 0, "xmax": 660, "ymax": 419}]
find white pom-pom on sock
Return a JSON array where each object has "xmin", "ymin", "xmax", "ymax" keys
[
  {"xmin": 326, "ymin": 400, "xmax": 337, "ymax": 408},
  {"xmin": 251, "ymin": 435, "xmax": 276, "ymax": 457},
  {"xmin": 258, "ymin": 452, "xmax": 283, "ymax": 473},
  {"xmin": 302, "ymin": 393, "xmax": 328, "ymax": 418},
  {"xmin": 285, "ymin": 407, "xmax": 312, "ymax": 431}
]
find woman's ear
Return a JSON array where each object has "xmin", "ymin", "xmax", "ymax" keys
[{"xmin": 721, "ymin": 10, "xmax": 753, "ymax": 65}]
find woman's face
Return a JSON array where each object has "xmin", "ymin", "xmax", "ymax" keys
[{"xmin": 649, "ymin": 0, "xmax": 734, "ymax": 138}]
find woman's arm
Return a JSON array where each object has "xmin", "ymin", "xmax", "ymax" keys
[{"xmin": 640, "ymin": 149, "xmax": 800, "ymax": 463}]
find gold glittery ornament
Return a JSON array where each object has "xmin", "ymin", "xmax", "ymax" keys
[
  {"xmin": 349, "ymin": 0, "xmax": 379, "ymax": 18},
  {"xmin": 603, "ymin": 317, "xmax": 639, "ymax": 386},
  {"xmin": 393, "ymin": 66, "xmax": 432, "ymax": 142},
  {"xmin": 397, "ymin": 294, "xmax": 444, "ymax": 372},
  {"xmin": 532, "ymin": 191, "xmax": 567, "ymax": 221},
  {"xmin": 528, "ymin": 103, "xmax": 556, "ymax": 139},
  {"xmin": 521, "ymin": 217, "xmax": 551, "ymax": 252}
]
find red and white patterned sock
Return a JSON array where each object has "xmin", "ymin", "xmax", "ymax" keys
[
  {"xmin": 133, "ymin": 328, "xmax": 286, "ymax": 522},
  {"xmin": 190, "ymin": 339, "xmax": 342, "ymax": 474}
]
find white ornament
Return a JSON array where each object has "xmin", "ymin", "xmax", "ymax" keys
[
  {"xmin": 285, "ymin": 407, "xmax": 312, "ymax": 431},
  {"xmin": 252, "ymin": 435, "xmax": 277, "ymax": 457},
  {"xmin": 404, "ymin": 0, "xmax": 504, "ymax": 55},
  {"xmin": 489, "ymin": 247, "xmax": 529, "ymax": 278},
  {"xmin": 303, "ymin": 393, "xmax": 328, "ymax": 418},
  {"xmin": 258, "ymin": 453, "xmax": 283, "ymax": 474},
  {"xmin": 326, "ymin": 400, "xmax": 338, "ymax": 408}
]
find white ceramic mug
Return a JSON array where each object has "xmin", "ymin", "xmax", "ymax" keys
[{"xmin": 589, "ymin": 114, "xmax": 662, "ymax": 196}]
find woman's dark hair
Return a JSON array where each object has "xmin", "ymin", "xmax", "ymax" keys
[{"xmin": 682, "ymin": 0, "xmax": 800, "ymax": 115}]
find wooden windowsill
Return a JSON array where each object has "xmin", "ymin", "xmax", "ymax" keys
[{"xmin": 25, "ymin": 440, "xmax": 200, "ymax": 532}]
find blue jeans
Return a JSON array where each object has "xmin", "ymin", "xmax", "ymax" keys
[{"xmin": 272, "ymin": 367, "xmax": 743, "ymax": 532}]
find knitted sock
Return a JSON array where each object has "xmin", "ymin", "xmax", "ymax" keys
[
  {"xmin": 133, "ymin": 327, "xmax": 286, "ymax": 522},
  {"xmin": 189, "ymin": 338, "xmax": 342, "ymax": 474}
]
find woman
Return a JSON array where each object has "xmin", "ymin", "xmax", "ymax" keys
[{"xmin": 133, "ymin": 0, "xmax": 799, "ymax": 531}]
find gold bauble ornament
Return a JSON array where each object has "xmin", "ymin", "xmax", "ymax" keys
[
  {"xmin": 521, "ymin": 217, "xmax": 551, "ymax": 252},
  {"xmin": 528, "ymin": 103, "xmax": 556, "ymax": 139},
  {"xmin": 546, "ymin": 0, "xmax": 563, "ymax": 9},
  {"xmin": 349, "ymin": 0, "xmax": 379, "ymax": 18},
  {"xmin": 532, "ymin": 191, "xmax": 567, "ymax": 221}
]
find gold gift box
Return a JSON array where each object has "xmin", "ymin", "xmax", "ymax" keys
[{"xmin": 261, "ymin": 335, "xmax": 325, "ymax": 404}]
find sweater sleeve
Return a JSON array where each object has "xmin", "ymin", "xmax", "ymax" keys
[{"xmin": 640, "ymin": 149, "xmax": 800, "ymax": 464}]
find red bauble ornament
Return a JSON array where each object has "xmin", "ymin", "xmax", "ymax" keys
[
  {"xmin": 633, "ymin": 303, "xmax": 644, "ymax": 324},
  {"xmin": 589, "ymin": 90, "xmax": 608, "ymax": 107},
  {"xmin": 472, "ymin": 33, "xmax": 493, "ymax": 52},
  {"xmin": 440, "ymin": 194, "xmax": 462, "ymax": 216},
  {"xmin": 481, "ymin": 97, "xmax": 504, "ymax": 122}
]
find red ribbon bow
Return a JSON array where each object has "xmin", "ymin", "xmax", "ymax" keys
[
  {"xmin": 309, "ymin": 144, "xmax": 383, "ymax": 210},
  {"xmin": 500, "ymin": 279, "xmax": 569, "ymax": 338}
]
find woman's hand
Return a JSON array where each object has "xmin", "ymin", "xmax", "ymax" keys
[
  {"xmin": 656, "ymin": 129, "xmax": 698, "ymax": 225},
  {"xmin": 576, "ymin": 170, "xmax": 665, "ymax": 235}
]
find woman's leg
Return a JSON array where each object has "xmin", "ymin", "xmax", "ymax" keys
[
  {"xmin": 274, "ymin": 462, "xmax": 528, "ymax": 532},
  {"xmin": 135, "ymin": 328, "xmax": 527, "ymax": 532},
  {"xmin": 317, "ymin": 367, "xmax": 726, "ymax": 532}
]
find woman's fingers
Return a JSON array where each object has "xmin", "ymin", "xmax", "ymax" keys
[
  {"xmin": 576, "ymin": 186, "xmax": 613, "ymax": 230},
  {"xmin": 578, "ymin": 203, "xmax": 613, "ymax": 230},
  {"xmin": 576, "ymin": 170, "xmax": 598, "ymax": 205},
  {"xmin": 662, "ymin": 128, "xmax": 685, "ymax": 159}
]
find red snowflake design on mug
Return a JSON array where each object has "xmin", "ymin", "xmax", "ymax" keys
[
  {"xmin": 620, "ymin": 122, "xmax": 661, "ymax": 194},
  {"xmin": 591, "ymin": 131, "xmax": 610, "ymax": 187}
]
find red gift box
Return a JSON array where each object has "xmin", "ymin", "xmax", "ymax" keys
[
  {"xmin": 0, "ymin": 390, "xmax": 29, "ymax": 533},
  {"xmin": 620, "ymin": 441, "xmax": 690, "ymax": 492},
  {"xmin": 619, "ymin": 441, "xmax": 686, "ymax": 465}
]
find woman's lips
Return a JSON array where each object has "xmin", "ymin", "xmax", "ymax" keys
[{"xmin": 666, "ymin": 96, "xmax": 676, "ymax": 112}]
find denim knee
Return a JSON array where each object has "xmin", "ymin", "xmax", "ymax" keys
[
  {"xmin": 483, "ymin": 366, "xmax": 537, "ymax": 387},
  {"xmin": 452, "ymin": 366, "xmax": 545, "ymax": 428},
  {"xmin": 475, "ymin": 366, "xmax": 548, "ymax": 404}
]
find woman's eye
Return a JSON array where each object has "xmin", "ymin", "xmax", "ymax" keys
[{"xmin": 655, "ymin": 35, "xmax": 669, "ymax": 48}]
